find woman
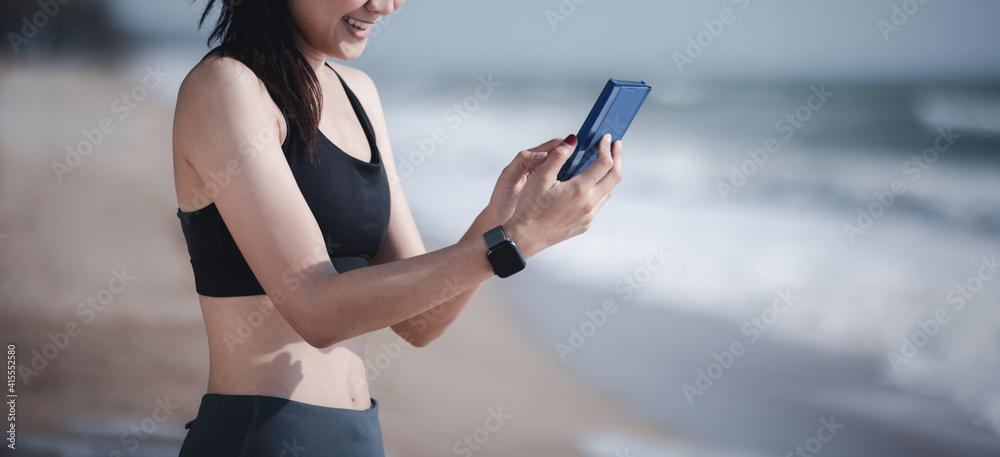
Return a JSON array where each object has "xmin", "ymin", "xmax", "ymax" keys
[{"xmin": 173, "ymin": 0, "xmax": 623, "ymax": 455}]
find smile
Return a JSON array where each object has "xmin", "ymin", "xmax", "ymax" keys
[{"xmin": 345, "ymin": 17, "xmax": 374, "ymax": 30}]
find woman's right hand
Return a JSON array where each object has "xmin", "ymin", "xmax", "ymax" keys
[{"xmin": 504, "ymin": 133, "xmax": 623, "ymax": 258}]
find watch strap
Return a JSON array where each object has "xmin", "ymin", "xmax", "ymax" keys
[{"xmin": 484, "ymin": 225, "xmax": 508, "ymax": 251}]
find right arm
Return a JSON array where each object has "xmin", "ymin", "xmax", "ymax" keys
[{"xmin": 173, "ymin": 57, "xmax": 622, "ymax": 348}]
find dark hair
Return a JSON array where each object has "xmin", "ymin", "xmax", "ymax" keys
[{"xmin": 199, "ymin": 0, "xmax": 321, "ymax": 158}]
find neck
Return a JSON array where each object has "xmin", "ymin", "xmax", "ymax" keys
[{"xmin": 295, "ymin": 35, "xmax": 328, "ymax": 74}]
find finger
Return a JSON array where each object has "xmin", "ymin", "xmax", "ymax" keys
[
  {"xmin": 528, "ymin": 138, "xmax": 564, "ymax": 153},
  {"xmin": 509, "ymin": 137, "xmax": 562, "ymax": 172},
  {"xmin": 521, "ymin": 137, "xmax": 567, "ymax": 170},
  {"xmin": 499, "ymin": 149, "xmax": 539, "ymax": 184},
  {"xmin": 576, "ymin": 134, "xmax": 614, "ymax": 187},
  {"xmin": 594, "ymin": 139, "xmax": 624, "ymax": 195},
  {"xmin": 535, "ymin": 134, "xmax": 579, "ymax": 182},
  {"xmin": 521, "ymin": 150, "xmax": 548, "ymax": 170},
  {"xmin": 510, "ymin": 148, "xmax": 538, "ymax": 169}
]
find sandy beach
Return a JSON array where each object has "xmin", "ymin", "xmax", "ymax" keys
[{"xmin": 0, "ymin": 63, "xmax": 663, "ymax": 456}]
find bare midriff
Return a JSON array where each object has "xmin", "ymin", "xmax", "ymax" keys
[{"xmin": 198, "ymin": 293, "xmax": 371, "ymax": 411}]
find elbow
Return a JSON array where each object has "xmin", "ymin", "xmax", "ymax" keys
[
  {"xmin": 408, "ymin": 336, "xmax": 433, "ymax": 349},
  {"xmin": 303, "ymin": 332, "xmax": 339, "ymax": 350},
  {"xmin": 299, "ymin": 323, "xmax": 345, "ymax": 349},
  {"xmin": 391, "ymin": 323, "xmax": 438, "ymax": 348},
  {"xmin": 405, "ymin": 330, "xmax": 446, "ymax": 349},
  {"xmin": 278, "ymin": 295, "xmax": 348, "ymax": 349},
  {"xmin": 302, "ymin": 323, "xmax": 363, "ymax": 349}
]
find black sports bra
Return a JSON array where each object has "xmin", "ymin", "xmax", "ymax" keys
[{"xmin": 176, "ymin": 63, "xmax": 391, "ymax": 297}]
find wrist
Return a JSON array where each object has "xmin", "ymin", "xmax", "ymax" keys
[
  {"xmin": 462, "ymin": 209, "xmax": 505, "ymax": 243},
  {"xmin": 479, "ymin": 206, "xmax": 508, "ymax": 229},
  {"xmin": 483, "ymin": 224, "xmax": 527, "ymax": 278},
  {"xmin": 502, "ymin": 219, "xmax": 538, "ymax": 259}
]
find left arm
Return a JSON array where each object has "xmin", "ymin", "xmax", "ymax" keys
[
  {"xmin": 340, "ymin": 65, "xmax": 557, "ymax": 347},
  {"xmin": 374, "ymin": 206, "xmax": 501, "ymax": 347},
  {"xmin": 374, "ymin": 141, "xmax": 559, "ymax": 347}
]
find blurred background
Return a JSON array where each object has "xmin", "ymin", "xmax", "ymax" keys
[{"xmin": 2, "ymin": 0, "xmax": 999, "ymax": 456}]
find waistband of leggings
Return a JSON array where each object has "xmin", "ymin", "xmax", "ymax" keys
[{"xmin": 199, "ymin": 393, "xmax": 379, "ymax": 416}]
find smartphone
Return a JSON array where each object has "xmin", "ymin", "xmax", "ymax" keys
[{"xmin": 557, "ymin": 79, "xmax": 651, "ymax": 181}]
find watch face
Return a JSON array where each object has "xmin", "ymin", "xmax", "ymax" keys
[{"xmin": 488, "ymin": 242, "xmax": 526, "ymax": 278}]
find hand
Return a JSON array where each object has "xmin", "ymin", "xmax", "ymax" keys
[
  {"xmin": 505, "ymin": 133, "xmax": 623, "ymax": 258},
  {"xmin": 484, "ymin": 137, "xmax": 565, "ymax": 224}
]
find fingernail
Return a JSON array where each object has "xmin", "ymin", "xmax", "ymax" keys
[
  {"xmin": 532, "ymin": 152, "xmax": 546, "ymax": 160},
  {"xmin": 603, "ymin": 134, "xmax": 612, "ymax": 143},
  {"xmin": 564, "ymin": 134, "xmax": 578, "ymax": 146}
]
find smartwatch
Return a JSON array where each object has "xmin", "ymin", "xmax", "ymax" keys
[{"xmin": 484, "ymin": 225, "xmax": 526, "ymax": 278}]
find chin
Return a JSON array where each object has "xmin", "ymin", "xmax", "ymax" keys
[
  {"xmin": 337, "ymin": 46, "xmax": 366, "ymax": 61},
  {"xmin": 324, "ymin": 40, "xmax": 367, "ymax": 61}
]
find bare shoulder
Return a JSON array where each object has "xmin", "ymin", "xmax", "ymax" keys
[
  {"xmin": 175, "ymin": 54, "xmax": 283, "ymax": 141},
  {"xmin": 174, "ymin": 54, "xmax": 285, "ymax": 163},
  {"xmin": 178, "ymin": 54, "xmax": 277, "ymax": 113}
]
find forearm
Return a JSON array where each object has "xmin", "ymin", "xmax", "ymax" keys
[
  {"xmin": 286, "ymin": 132, "xmax": 613, "ymax": 348},
  {"xmin": 389, "ymin": 210, "xmax": 503, "ymax": 346},
  {"xmin": 287, "ymin": 226, "xmax": 498, "ymax": 348}
]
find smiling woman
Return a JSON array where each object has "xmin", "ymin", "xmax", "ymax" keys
[{"xmin": 172, "ymin": 0, "xmax": 623, "ymax": 455}]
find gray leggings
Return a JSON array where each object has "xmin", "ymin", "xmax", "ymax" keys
[{"xmin": 178, "ymin": 394, "xmax": 385, "ymax": 457}]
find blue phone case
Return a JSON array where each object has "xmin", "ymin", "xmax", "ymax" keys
[{"xmin": 557, "ymin": 79, "xmax": 651, "ymax": 181}]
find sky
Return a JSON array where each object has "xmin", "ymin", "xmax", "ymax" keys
[{"xmin": 106, "ymin": 0, "xmax": 1000, "ymax": 81}]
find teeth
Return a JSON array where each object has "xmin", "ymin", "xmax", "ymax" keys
[{"xmin": 345, "ymin": 17, "xmax": 372, "ymax": 30}]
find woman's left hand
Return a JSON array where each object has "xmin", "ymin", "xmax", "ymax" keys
[{"xmin": 484, "ymin": 138, "xmax": 565, "ymax": 224}]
